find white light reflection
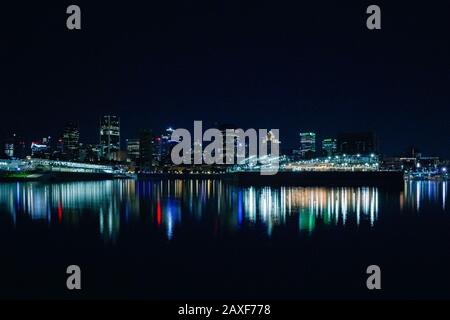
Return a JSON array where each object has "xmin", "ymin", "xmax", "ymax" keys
[{"xmin": 0, "ymin": 179, "xmax": 447, "ymax": 241}]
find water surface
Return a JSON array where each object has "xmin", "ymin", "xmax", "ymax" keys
[{"xmin": 0, "ymin": 179, "xmax": 448, "ymax": 299}]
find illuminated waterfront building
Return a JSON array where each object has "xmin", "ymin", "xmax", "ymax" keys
[
  {"xmin": 218, "ymin": 123, "xmax": 239, "ymax": 165},
  {"xmin": 78, "ymin": 143, "xmax": 102, "ymax": 163},
  {"xmin": 100, "ymin": 115, "xmax": 120, "ymax": 161},
  {"xmin": 153, "ymin": 127, "xmax": 177, "ymax": 165},
  {"xmin": 31, "ymin": 137, "xmax": 52, "ymax": 158},
  {"xmin": 63, "ymin": 121, "xmax": 80, "ymax": 160},
  {"xmin": 322, "ymin": 138, "xmax": 337, "ymax": 156},
  {"xmin": 299, "ymin": 132, "xmax": 316, "ymax": 158},
  {"xmin": 126, "ymin": 139, "xmax": 140, "ymax": 162}
]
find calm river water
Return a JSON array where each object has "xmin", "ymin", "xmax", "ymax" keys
[{"xmin": 0, "ymin": 179, "xmax": 448, "ymax": 299}]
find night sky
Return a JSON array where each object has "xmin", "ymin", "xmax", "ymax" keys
[{"xmin": 3, "ymin": 1, "xmax": 450, "ymax": 157}]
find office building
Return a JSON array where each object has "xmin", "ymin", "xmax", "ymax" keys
[
  {"xmin": 31, "ymin": 137, "xmax": 52, "ymax": 158},
  {"xmin": 63, "ymin": 121, "xmax": 80, "ymax": 160},
  {"xmin": 153, "ymin": 128, "xmax": 178, "ymax": 165},
  {"xmin": 3, "ymin": 133, "xmax": 27, "ymax": 159},
  {"xmin": 322, "ymin": 138, "xmax": 337, "ymax": 156},
  {"xmin": 299, "ymin": 132, "xmax": 316, "ymax": 158},
  {"xmin": 218, "ymin": 123, "xmax": 239, "ymax": 164},
  {"xmin": 126, "ymin": 139, "xmax": 140, "ymax": 162},
  {"xmin": 139, "ymin": 129, "xmax": 153, "ymax": 172},
  {"xmin": 100, "ymin": 115, "xmax": 120, "ymax": 160},
  {"xmin": 337, "ymin": 132, "xmax": 378, "ymax": 155}
]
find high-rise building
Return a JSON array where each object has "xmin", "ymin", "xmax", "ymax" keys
[
  {"xmin": 100, "ymin": 115, "xmax": 120, "ymax": 160},
  {"xmin": 322, "ymin": 138, "xmax": 337, "ymax": 156},
  {"xmin": 218, "ymin": 123, "xmax": 238, "ymax": 164},
  {"xmin": 3, "ymin": 133, "xmax": 27, "ymax": 159},
  {"xmin": 153, "ymin": 128, "xmax": 177, "ymax": 165},
  {"xmin": 78, "ymin": 143, "xmax": 101, "ymax": 163},
  {"xmin": 299, "ymin": 132, "xmax": 316, "ymax": 158},
  {"xmin": 337, "ymin": 132, "xmax": 378, "ymax": 155},
  {"xmin": 162, "ymin": 128, "xmax": 177, "ymax": 164},
  {"xmin": 63, "ymin": 121, "xmax": 80, "ymax": 160},
  {"xmin": 139, "ymin": 129, "xmax": 153, "ymax": 172},
  {"xmin": 126, "ymin": 139, "xmax": 140, "ymax": 162},
  {"xmin": 262, "ymin": 130, "xmax": 281, "ymax": 156}
]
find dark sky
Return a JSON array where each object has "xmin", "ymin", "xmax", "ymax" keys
[{"xmin": 3, "ymin": 1, "xmax": 450, "ymax": 157}]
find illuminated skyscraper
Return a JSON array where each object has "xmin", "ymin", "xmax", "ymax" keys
[
  {"xmin": 126, "ymin": 139, "xmax": 140, "ymax": 162},
  {"xmin": 299, "ymin": 132, "xmax": 316, "ymax": 158},
  {"xmin": 218, "ymin": 123, "xmax": 238, "ymax": 164},
  {"xmin": 63, "ymin": 121, "xmax": 80, "ymax": 160},
  {"xmin": 100, "ymin": 115, "xmax": 120, "ymax": 160},
  {"xmin": 322, "ymin": 138, "xmax": 337, "ymax": 156},
  {"xmin": 153, "ymin": 127, "xmax": 177, "ymax": 165}
]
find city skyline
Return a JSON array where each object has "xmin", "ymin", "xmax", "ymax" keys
[
  {"xmin": 3, "ymin": 2, "xmax": 450, "ymax": 158},
  {"xmin": 0, "ymin": 116, "xmax": 446, "ymax": 160}
]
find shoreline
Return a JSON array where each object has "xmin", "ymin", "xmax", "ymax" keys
[
  {"xmin": 1, "ymin": 171, "xmax": 443, "ymax": 188},
  {"xmin": 139, "ymin": 171, "xmax": 405, "ymax": 188},
  {"xmin": 0, "ymin": 171, "xmax": 117, "ymax": 182}
]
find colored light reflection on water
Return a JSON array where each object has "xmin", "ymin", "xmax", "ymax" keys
[{"xmin": 0, "ymin": 180, "xmax": 447, "ymax": 242}]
